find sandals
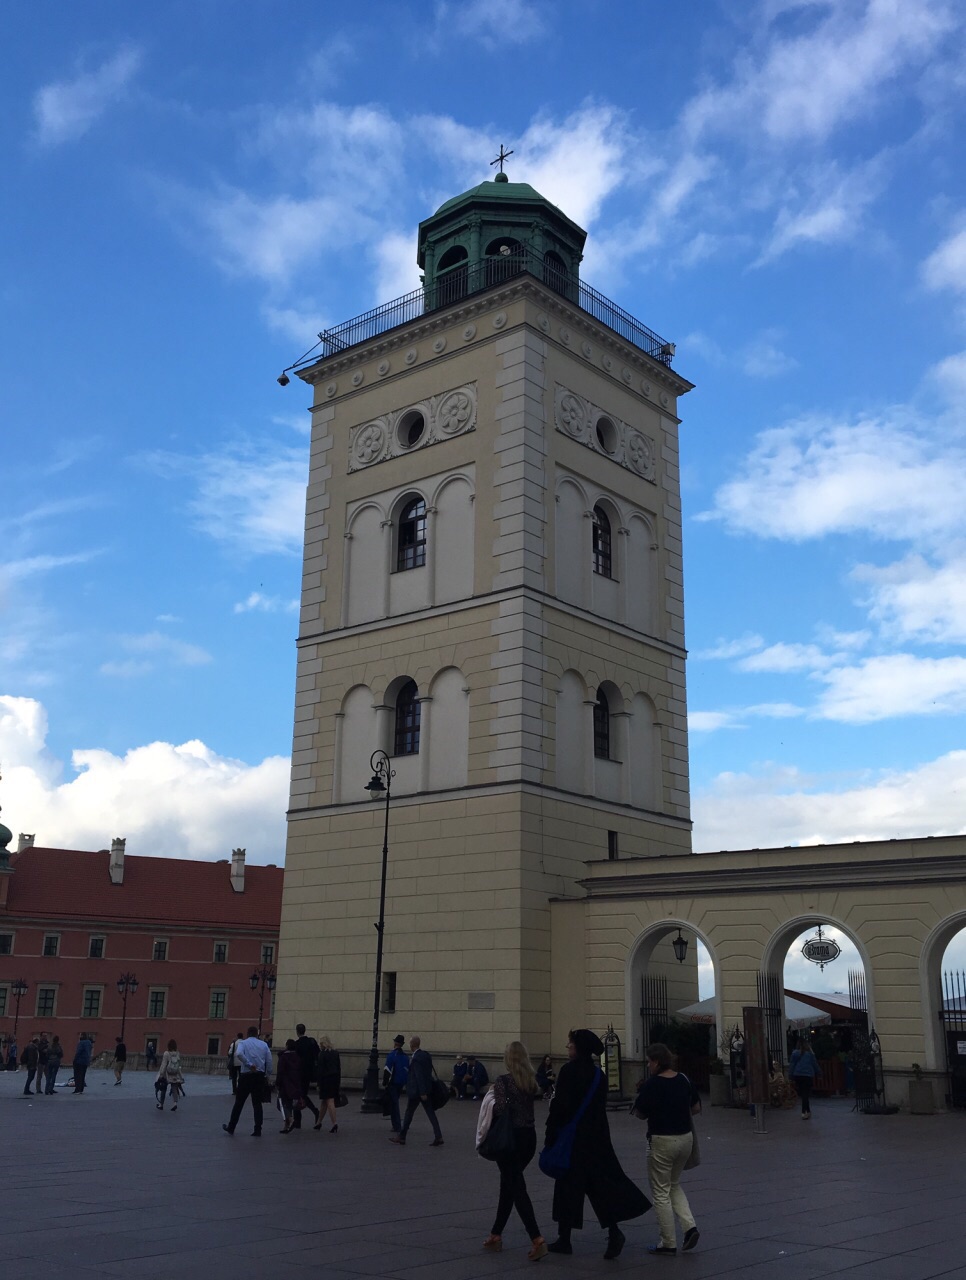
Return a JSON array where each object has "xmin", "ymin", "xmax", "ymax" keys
[
  {"xmin": 529, "ymin": 1237, "xmax": 548, "ymax": 1260},
  {"xmin": 483, "ymin": 1235, "xmax": 503, "ymax": 1252}
]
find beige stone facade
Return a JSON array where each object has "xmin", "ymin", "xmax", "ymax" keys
[{"xmin": 276, "ymin": 271, "xmax": 694, "ymax": 1060}]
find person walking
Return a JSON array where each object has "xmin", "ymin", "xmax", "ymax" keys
[
  {"xmin": 383, "ymin": 1034, "xmax": 410, "ymax": 1134},
  {"xmin": 155, "ymin": 1039, "xmax": 185, "ymax": 1110},
  {"xmin": 113, "ymin": 1037, "xmax": 127, "ymax": 1085},
  {"xmin": 536, "ymin": 1055, "xmax": 556, "ymax": 1099},
  {"xmin": 21, "ymin": 1037, "xmax": 40, "ymax": 1095},
  {"xmin": 291, "ymin": 1024, "xmax": 320, "ymax": 1130},
  {"xmin": 222, "ymin": 1026, "xmax": 272, "ymax": 1137},
  {"xmin": 6, "ymin": 1035, "xmax": 18, "ymax": 1071},
  {"xmin": 631, "ymin": 1042, "xmax": 701, "ymax": 1256},
  {"xmin": 544, "ymin": 1029, "xmax": 648, "ymax": 1260},
  {"xmin": 316, "ymin": 1035, "xmax": 342, "ymax": 1133},
  {"xmin": 390, "ymin": 1035, "xmax": 443, "ymax": 1147},
  {"xmin": 37, "ymin": 1035, "xmax": 50, "ymax": 1093},
  {"xmin": 44, "ymin": 1035, "xmax": 64, "ymax": 1093},
  {"xmin": 71, "ymin": 1031, "xmax": 93, "ymax": 1093},
  {"xmin": 276, "ymin": 1039, "xmax": 306, "ymax": 1133},
  {"xmin": 481, "ymin": 1041, "xmax": 548, "ymax": 1261},
  {"xmin": 789, "ymin": 1037, "xmax": 820, "ymax": 1119},
  {"xmin": 226, "ymin": 1031, "xmax": 244, "ymax": 1095}
]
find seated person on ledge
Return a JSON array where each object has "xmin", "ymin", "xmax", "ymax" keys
[
  {"xmin": 451, "ymin": 1054, "xmax": 468, "ymax": 1095},
  {"xmin": 457, "ymin": 1055, "xmax": 489, "ymax": 1099}
]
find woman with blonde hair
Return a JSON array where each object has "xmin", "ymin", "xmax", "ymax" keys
[
  {"xmin": 482, "ymin": 1041, "xmax": 548, "ymax": 1261},
  {"xmin": 315, "ymin": 1034, "xmax": 342, "ymax": 1133}
]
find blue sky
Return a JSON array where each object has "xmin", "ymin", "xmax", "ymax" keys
[{"xmin": 3, "ymin": 1, "xmax": 966, "ymax": 972}]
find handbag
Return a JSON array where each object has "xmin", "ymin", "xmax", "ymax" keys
[
  {"xmin": 260, "ymin": 1077, "xmax": 274, "ymax": 1104},
  {"xmin": 539, "ymin": 1067, "xmax": 602, "ymax": 1179},
  {"xmin": 430, "ymin": 1075, "xmax": 450, "ymax": 1111},
  {"xmin": 684, "ymin": 1117, "xmax": 701, "ymax": 1169},
  {"xmin": 477, "ymin": 1101, "xmax": 515, "ymax": 1161},
  {"xmin": 336, "ymin": 1090, "xmax": 348, "ymax": 1108}
]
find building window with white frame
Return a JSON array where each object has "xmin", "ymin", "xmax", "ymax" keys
[
  {"xmin": 209, "ymin": 989, "xmax": 228, "ymax": 1019},
  {"xmin": 592, "ymin": 505, "xmax": 612, "ymax": 578},
  {"xmin": 153, "ymin": 938, "xmax": 169, "ymax": 962},
  {"xmin": 0, "ymin": 932, "xmax": 13, "ymax": 956},
  {"xmin": 89, "ymin": 935, "xmax": 106, "ymax": 959},
  {"xmin": 82, "ymin": 987, "xmax": 103, "ymax": 1019},
  {"xmin": 36, "ymin": 986, "xmax": 57, "ymax": 1018},
  {"xmin": 43, "ymin": 933, "xmax": 60, "ymax": 957},
  {"xmin": 396, "ymin": 497, "xmax": 427, "ymax": 571},
  {"xmin": 593, "ymin": 686, "xmax": 611, "ymax": 760},
  {"xmin": 394, "ymin": 679, "xmax": 421, "ymax": 755},
  {"xmin": 261, "ymin": 942, "xmax": 275, "ymax": 966},
  {"xmin": 213, "ymin": 941, "xmax": 228, "ymax": 964},
  {"xmin": 148, "ymin": 988, "xmax": 167, "ymax": 1019}
]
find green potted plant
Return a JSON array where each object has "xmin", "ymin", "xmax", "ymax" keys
[{"xmin": 908, "ymin": 1063, "xmax": 935, "ymax": 1115}]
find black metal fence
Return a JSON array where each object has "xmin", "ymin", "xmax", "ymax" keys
[
  {"xmin": 757, "ymin": 971, "xmax": 785, "ymax": 1069},
  {"xmin": 942, "ymin": 970, "xmax": 966, "ymax": 1109},
  {"xmin": 302, "ymin": 248, "xmax": 674, "ymax": 368},
  {"xmin": 640, "ymin": 973, "xmax": 669, "ymax": 1046}
]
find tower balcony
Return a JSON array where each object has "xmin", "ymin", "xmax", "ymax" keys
[{"xmin": 293, "ymin": 249, "xmax": 675, "ymax": 372}]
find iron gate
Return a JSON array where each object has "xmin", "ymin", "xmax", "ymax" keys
[
  {"xmin": 640, "ymin": 974, "xmax": 668, "ymax": 1048},
  {"xmin": 757, "ymin": 971, "xmax": 785, "ymax": 1070},
  {"xmin": 942, "ymin": 970, "xmax": 966, "ymax": 1110}
]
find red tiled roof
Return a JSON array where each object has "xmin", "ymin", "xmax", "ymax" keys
[{"xmin": 4, "ymin": 847, "xmax": 282, "ymax": 930}]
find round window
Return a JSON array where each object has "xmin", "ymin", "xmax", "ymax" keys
[
  {"xmin": 595, "ymin": 416, "xmax": 618, "ymax": 455},
  {"xmin": 397, "ymin": 410, "xmax": 426, "ymax": 449}
]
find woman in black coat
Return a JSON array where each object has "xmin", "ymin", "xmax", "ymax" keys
[{"xmin": 544, "ymin": 1029, "xmax": 649, "ymax": 1259}]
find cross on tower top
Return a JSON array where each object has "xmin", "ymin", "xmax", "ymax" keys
[{"xmin": 490, "ymin": 145, "xmax": 514, "ymax": 175}]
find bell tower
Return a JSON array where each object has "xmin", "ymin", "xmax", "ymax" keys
[{"xmin": 275, "ymin": 168, "xmax": 694, "ymax": 1059}]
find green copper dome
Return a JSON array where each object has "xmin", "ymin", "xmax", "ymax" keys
[{"xmin": 417, "ymin": 172, "xmax": 587, "ymax": 309}]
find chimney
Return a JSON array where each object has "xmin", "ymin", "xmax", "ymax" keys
[
  {"xmin": 18, "ymin": 833, "xmax": 35, "ymax": 852},
  {"xmin": 109, "ymin": 837, "xmax": 126, "ymax": 885},
  {"xmin": 230, "ymin": 847, "xmax": 246, "ymax": 893}
]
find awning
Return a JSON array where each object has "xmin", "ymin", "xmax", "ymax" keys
[{"xmin": 676, "ymin": 995, "xmax": 831, "ymax": 1028}]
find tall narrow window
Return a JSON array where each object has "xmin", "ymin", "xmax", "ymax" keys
[
  {"xmin": 397, "ymin": 498, "xmax": 427, "ymax": 571},
  {"xmin": 608, "ymin": 830, "xmax": 619, "ymax": 861},
  {"xmin": 36, "ymin": 987, "xmax": 57, "ymax": 1018},
  {"xmin": 261, "ymin": 943, "xmax": 276, "ymax": 966},
  {"xmin": 593, "ymin": 687, "xmax": 611, "ymax": 760},
  {"xmin": 381, "ymin": 971, "xmax": 397, "ymax": 1013},
  {"xmin": 82, "ymin": 987, "xmax": 102, "ymax": 1019},
  {"xmin": 43, "ymin": 933, "xmax": 60, "ymax": 957},
  {"xmin": 592, "ymin": 505, "xmax": 612, "ymax": 577},
  {"xmin": 394, "ymin": 680, "xmax": 421, "ymax": 755},
  {"xmin": 148, "ymin": 988, "xmax": 167, "ymax": 1019}
]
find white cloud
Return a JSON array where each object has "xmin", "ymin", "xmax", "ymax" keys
[
  {"xmin": 433, "ymin": 0, "xmax": 545, "ymax": 48},
  {"xmin": 233, "ymin": 592, "xmax": 298, "ymax": 615},
  {"xmin": 699, "ymin": 411, "xmax": 966, "ymax": 543},
  {"xmin": 756, "ymin": 158, "xmax": 887, "ymax": 263},
  {"xmin": 34, "ymin": 46, "xmax": 142, "ymax": 147},
  {"xmin": 815, "ymin": 653, "xmax": 966, "ymax": 722},
  {"xmin": 373, "ymin": 231, "xmax": 422, "ymax": 303},
  {"xmin": 696, "ymin": 634, "xmax": 765, "ymax": 661},
  {"xmin": 99, "ymin": 631, "xmax": 212, "ymax": 678},
  {"xmin": 146, "ymin": 443, "xmax": 307, "ymax": 556},
  {"xmin": 0, "ymin": 696, "xmax": 288, "ymax": 861},
  {"xmin": 854, "ymin": 552, "xmax": 966, "ymax": 643},
  {"xmin": 516, "ymin": 105, "xmax": 632, "ymax": 232},
  {"xmin": 682, "ymin": 0, "xmax": 954, "ymax": 147},
  {"xmin": 922, "ymin": 224, "xmax": 966, "ymax": 293},
  {"xmin": 741, "ymin": 330, "xmax": 798, "ymax": 378},
  {"xmin": 738, "ymin": 642, "xmax": 838, "ymax": 674},
  {"xmin": 688, "ymin": 710, "xmax": 740, "ymax": 733},
  {"xmin": 263, "ymin": 303, "xmax": 333, "ymax": 346},
  {"xmin": 929, "ymin": 350, "xmax": 966, "ymax": 404},
  {"xmin": 2, "ymin": 551, "xmax": 98, "ymax": 581},
  {"xmin": 692, "ymin": 749, "xmax": 966, "ymax": 852}
]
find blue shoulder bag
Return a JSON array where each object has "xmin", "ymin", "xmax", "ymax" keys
[{"xmin": 539, "ymin": 1067, "xmax": 602, "ymax": 1179}]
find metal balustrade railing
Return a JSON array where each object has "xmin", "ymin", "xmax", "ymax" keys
[{"xmin": 299, "ymin": 250, "xmax": 674, "ymax": 369}]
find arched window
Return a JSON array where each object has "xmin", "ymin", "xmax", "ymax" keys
[
  {"xmin": 397, "ymin": 497, "xmax": 427, "ymax": 571},
  {"xmin": 485, "ymin": 236, "xmax": 525, "ymax": 287},
  {"xmin": 436, "ymin": 246, "xmax": 468, "ymax": 307},
  {"xmin": 593, "ymin": 686, "xmax": 611, "ymax": 760},
  {"xmin": 592, "ymin": 505, "xmax": 612, "ymax": 577},
  {"xmin": 543, "ymin": 249, "xmax": 568, "ymax": 294},
  {"xmin": 394, "ymin": 680, "xmax": 421, "ymax": 756}
]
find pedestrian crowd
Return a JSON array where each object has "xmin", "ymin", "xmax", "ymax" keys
[{"xmin": 4, "ymin": 1019, "xmax": 708, "ymax": 1262}]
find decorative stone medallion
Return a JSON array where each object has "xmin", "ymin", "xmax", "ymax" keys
[
  {"xmin": 347, "ymin": 382, "xmax": 477, "ymax": 472},
  {"xmin": 462, "ymin": 324, "xmax": 477, "ymax": 342},
  {"xmin": 377, "ymin": 359, "xmax": 391, "ymax": 376},
  {"xmin": 581, "ymin": 341, "xmax": 593, "ymax": 359},
  {"xmin": 405, "ymin": 348, "xmax": 418, "ymax": 365},
  {"xmin": 553, "ymin": 382, "xmax": 656, "ymax": 483},
  {"xmin": 537, "ymin": 313, "xmax": 550, "ymax": 332},
  {"xmin": 325, "ymin": 382, "xmax": 338, "ymax": 398},
  {"xmin": 492, "ymin": 311, "xmax": 507, "ymax": 329},
  {"xmin": 351, "ymin": 370, "xmax": 365, "ymax": 386},
  {"xmin": 432, "ymin": 336, "xmax": 447, "ymax": 353}
]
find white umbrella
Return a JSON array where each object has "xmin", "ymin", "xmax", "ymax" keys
[{"xmin": 676, "ymin": 995, "xmax": 831, "ymax": 1027}]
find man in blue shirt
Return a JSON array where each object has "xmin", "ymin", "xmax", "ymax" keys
[
  {"xmin": 71, "ymin": 1032, "xmax": 93, "ymax": 1093},
  {"xmin": 223, "ymin": 1025, "xmax": 273, "ymax": 1136},
  {"xmin": 384, "ymin": 1034, "xmax": 410, "ymax": 1134}
]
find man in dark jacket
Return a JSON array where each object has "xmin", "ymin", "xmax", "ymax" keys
[
  {"xmin": 390, "ymin": 1035, "xmax": 443, "ymax": 1147},
  {"xmin": 21, "ymin": 1037, "xmax": 40, "ymax": 1095},
  {"xmin": 291, "ymin": 1023, "xmax": 321, "ymax": 1129}
]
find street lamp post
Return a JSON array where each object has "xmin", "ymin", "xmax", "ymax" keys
[
  {"xmin": 116, "ymin": 972, "xmax": 139, "ymax": 1042},
  {"xmin": 11, "ymin": 978, "xmax": 28, "ymax": 1036},
  {"xmin": 360, "ymin": 749, "xmax": 394, "ymax": 1112},
  {"xmin": 249, "ymin": 965, "xmax": 277, "ymax": 1035}
]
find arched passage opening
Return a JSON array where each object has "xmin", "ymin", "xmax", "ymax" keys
[
  {"xmin": 626, "ymin": 922, "xmax": 719, "ymax": 1087},
  {"xmin": 762, "ymin": 916, "xmax": 873, "ymax": 1098}
]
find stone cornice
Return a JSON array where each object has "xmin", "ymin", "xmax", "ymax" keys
[{"xmin": 574, "ymin": 850, "xmax": 966, "ymax": 900}]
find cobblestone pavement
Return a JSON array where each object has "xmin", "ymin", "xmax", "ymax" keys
[{"xmin": 2, "ymin": 1068, "xmax": 963, "ymax": 1279}]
